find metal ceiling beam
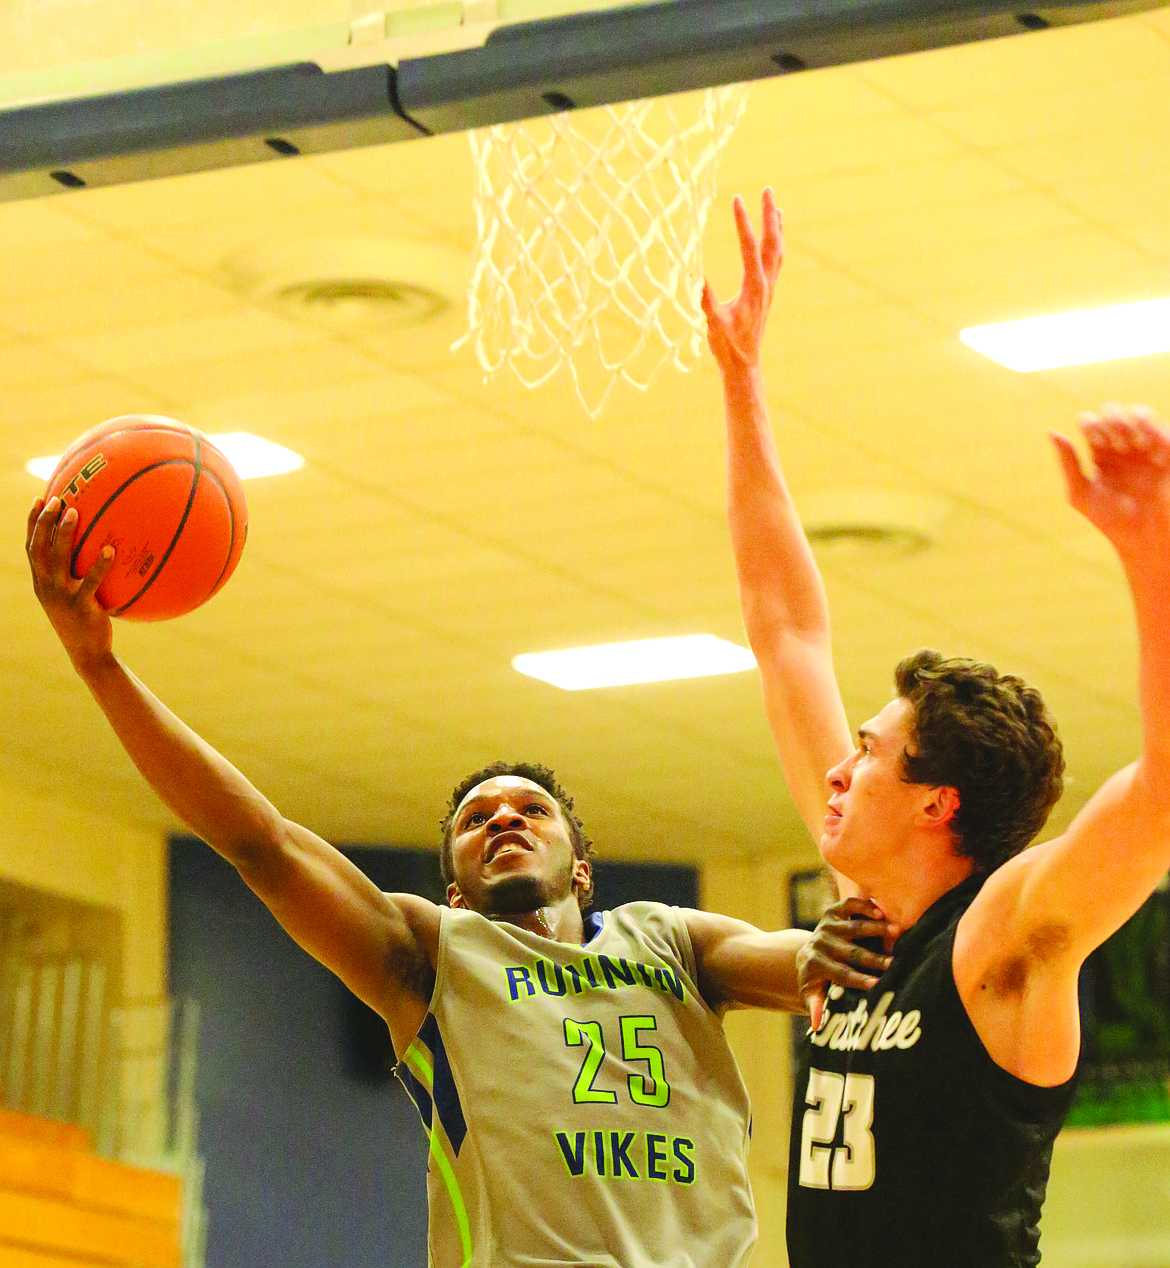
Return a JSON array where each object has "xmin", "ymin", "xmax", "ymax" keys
[{"xmin": 0, "ymin": 0, "xmax": 1159, "ymax": 202}]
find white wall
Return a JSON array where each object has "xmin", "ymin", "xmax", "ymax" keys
[{"xmin": 0, "ymin": 774, "xmax": 167, "ymax": 1001}]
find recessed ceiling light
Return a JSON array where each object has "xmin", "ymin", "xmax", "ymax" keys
[
  {"xmin": 25, "ymin": 432, "xmax": 304, "ymax": 482},
  {"xmin": 208, "ymin": 433, "xmax": 304, "ymax": 478},
  {"xmin": 961, "ymin": 298, "xmax": 1170, "ymax": 371},
  {"xmin": 512, "ymin": 635, "xmax": 756, "ymax": 690}
]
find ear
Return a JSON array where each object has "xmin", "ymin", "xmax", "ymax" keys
[
  {"xmin": 920, "ymin": 785, "xmax": 960, "ymax": 831},
  {"xmin": 571, "ymin": 857, "xmax": 592, "ymax": 896},
  {"xmin": 447, "ymin": 882, "xmax": 466, "ymax": 909}
]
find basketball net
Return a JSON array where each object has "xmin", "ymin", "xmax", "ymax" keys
[{"xmin": 456, "ymin": 85, "xmax": 749, "ymax": 417}]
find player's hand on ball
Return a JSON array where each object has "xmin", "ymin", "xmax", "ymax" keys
[
  {"xmin": 26, "ymin": 495, "xmax": 116, "ymax": 671},
  {"xmin": 797, "ymin": 897, "xmax": 897, "ymax": 1033}
]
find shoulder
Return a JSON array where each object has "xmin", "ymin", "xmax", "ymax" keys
[
  {"xmin": 607, "ymin": 900, "xmax": 680, "ymax": 924},
  {"xmin": 604, "ymin": 901, "xmax": 695, "ymax": 943},
  {"xmin": 953, "ymin": 842, "xmax": 1069, "ymax": 984},
  {"xmin": 952, "ymin": 847, "xmax": 1082, "ymax": 1085},
  {"xmin": 600, "ymin": 903, "xmax": 700, "ymax": 972}
]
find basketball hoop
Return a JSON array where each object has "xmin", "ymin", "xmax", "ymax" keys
[{"xmin": 456, "ymin": 85, "xmax": 749, "ymax": 417}]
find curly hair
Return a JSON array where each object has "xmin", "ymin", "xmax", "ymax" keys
[
  {"xmin": 894, "ymin": 650, "xmax": 1065, "ymax": 874},
  {"xmin": 439, "ymin": 760, "xmax": 595, "ymax": 908}
]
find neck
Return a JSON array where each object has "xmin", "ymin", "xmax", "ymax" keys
[
  {"xmin": 489, "ymin": 895, "xmax": 585, "ymax": 943},
  {"xmin": 863, "ymin": 850, "xmax": 976, "ymax": 932}
]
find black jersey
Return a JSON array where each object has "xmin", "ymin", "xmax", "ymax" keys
[{"xmin": 787, "ymin": 873, "xmax": 1077, "ymax": 1268}]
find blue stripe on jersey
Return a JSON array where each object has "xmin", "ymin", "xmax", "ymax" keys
[
  {"xmin": 419, "ymin": 1013, "xmax": 468, "ymax": 1156},
  {"xmin": 395, "ymin": 1058, "xmax": 434, "ymax": 1127}
]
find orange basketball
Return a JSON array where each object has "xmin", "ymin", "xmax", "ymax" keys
[{"xmin": 44, "ymin": 415, "xmax": 248, "ymax": 621}]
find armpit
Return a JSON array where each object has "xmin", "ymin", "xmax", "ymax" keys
[
  {"xmin": 386, "ymin": 941, "xmax": 436, "ymax": 1003},
  {"xmin": 983, "ymin": 922, "xmax": 1072, "ymax": 997}
]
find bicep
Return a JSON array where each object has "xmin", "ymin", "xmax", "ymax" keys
[
  {"xmin": 957, "ymin": 761, "xmax": 1170, "ymax": 1025},
  {"xmin": 1012, "ymin": 762, "xmax": 1170, "ymax": 960},
  {"xmin": 237, "ymin": 820, "xmax": 439, "ymax": 1017}
]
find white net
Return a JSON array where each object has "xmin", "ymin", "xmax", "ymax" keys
[{"xmin": 457, "ymin": 85, "xmax": 749, "ymax": 417}]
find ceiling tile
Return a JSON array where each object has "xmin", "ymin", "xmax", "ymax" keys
[
  {"xmin": 856, "ymin": 13, "xmax": 1170, "ymax": 108},
  {"xmin": 65, "ymin": 154, "xmax": 358, "ymax": 232},
  {"xmin": 718, "ymin": 112, "xmax": 963, "ymax": 193},
  {"xmin": 928, "ymin": 72, "xmax": 1170, "ymax": 150}
]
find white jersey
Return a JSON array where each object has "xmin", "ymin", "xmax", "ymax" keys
[{"xmin": 396, "ymin": 902, "xmax": 756, "ymax": 1268}]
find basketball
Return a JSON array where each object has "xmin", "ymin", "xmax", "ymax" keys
[{"xmin": 43, "ymin": 415, "xmax": 248, "ymax": 622}]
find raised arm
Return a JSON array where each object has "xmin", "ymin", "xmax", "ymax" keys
[
  {"xmin": 955, "ymin": 406, "xmax": 1170, "ymax": 1084},
  {"xmin": 27, "ymin": 496, "xmax": 438, "ymax": 1057},
  {"xmin": 702, "ymin": 190, "xmax": 855, "ymax": 856}
]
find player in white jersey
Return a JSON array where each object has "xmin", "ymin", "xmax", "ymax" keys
[
  {"xmin": 26, "ymin": 503, "xmax": 889, "ymax": 1268},
  {"xmin": 703, "ymin": 188, "xmax": 1170, "ymax": 1265}
]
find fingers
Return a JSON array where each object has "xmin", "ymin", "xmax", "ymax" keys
[
  {"xmin": 1080, "ymin": 402, "xmax": 1170, "ymax": 459},
  {"xmin": 76, "ymin": 545, "xmax": 115, "ymax": 604},
  {"xmin": 806, "ymin": 985, "xmax": 826, "ymax": 1034},
  {"xmin": 1049, "ymin": 431, "xmax": 1090, "ymax": 508},
  {"xmin": 26, "ymin": 495, "xmax": 66, "ymax": 573},
  {"xmin": 818, "ymin": 897, "xmax": 899, "ymax": 945},
  {"xmin": 50, "ymin": 505, "xmax": 79, "ymax": 574},
  {"xmin": 1085, "ymin": 403, "xmax": 1136, "ymax": 455},
  {"xmin": 700, "ymin": 278, "xmax": 720, "ymax": 318},
  {"xmin": 820, "ymin": 930, "xmax": 892, "ymax": 975},
  {"xmin": 759, "ymin": 187, "xmax": 784, "ymax": 281},
  {"xmin": 1139, "ymin": 414, "xmax": 1170, "ymax": 469},
  {"xmin": 827, "ymin": 897, "xmax": 887, "ymax": 921},
  {"xmin": 824, "ymin": 918, "xmax": 892, "ymax": 942},
  {"xmin": 25, "ymin": 497, "xmax": 45, "ymax": 553},
  {"xmin": 732, "ymin": 194, "xmax": 766, "ymax": 296},
  {"xmin": 812, "ymin": 955, "xmax": 882, "ymax": 993}
]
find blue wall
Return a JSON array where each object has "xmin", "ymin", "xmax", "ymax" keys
[{"xmin": 168, "ymin": 836, "xmax": 697, "ymax": 1268}]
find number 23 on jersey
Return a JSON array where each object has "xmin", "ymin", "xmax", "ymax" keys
[{"xmin": 799, "ymin": 1068, "xmax": 876, "ymax": 1190}]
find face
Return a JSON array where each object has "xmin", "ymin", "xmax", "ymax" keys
[
  {"xmin": 447, "ymin": 776, "xmax": 589, "ymax": 916},
  {"xmin": 821, "ymin": 697, "xmax": 932, "ymax": 884}
]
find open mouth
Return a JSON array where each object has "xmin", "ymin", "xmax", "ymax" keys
[{"xmin": 486, "ymin": 833, "xmax": 533, "ymax": 864}]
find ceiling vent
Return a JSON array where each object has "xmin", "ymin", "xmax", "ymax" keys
[
  {"xmin": 221, "ymin": 236, "xmax": 467, "ymax": 331},
  {"xmin": 800, "ymin": 490, "xmax": 949, "ymax": 559}
]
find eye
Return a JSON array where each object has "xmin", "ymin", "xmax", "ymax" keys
[
  {"xmin": 463, "ymin": 811, "xmax": 486, "ymax": 827},
  {"xmin": 526, "ymin": 803, "xmax": 549, "ymax": 816}
]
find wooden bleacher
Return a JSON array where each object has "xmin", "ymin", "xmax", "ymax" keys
[{"xmin": 0, "ymin": 1108, "xmax": 182, "ymax": 1268}]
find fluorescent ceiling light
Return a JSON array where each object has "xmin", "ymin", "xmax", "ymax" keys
[
  {"xmin": 961, "ymin": 297, "xmax": 1170, "ymax": 371},
  {"xmin": 513, "ymin": 635, "xmax": 757, "ymax": 690},
  {"xmin": 25, "ymin": 431, "xmax": 304, "ymax": 482}
]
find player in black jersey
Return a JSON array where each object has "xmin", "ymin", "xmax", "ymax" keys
[{"xmin": 704, "ymin": 188, "xmax": 1170, "ymax": 1267}]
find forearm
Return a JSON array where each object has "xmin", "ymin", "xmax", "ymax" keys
[
  {"xmin": 1121, "ymin": 552, "xmax": 1170, "ymax": 783},
  {"xmin": 722, "ymin": 362, "xmax": 832, "ymax": 644},
  {"xmin": 699, "ymin": 925, "xmax": 809, "ymax": 1013},
  {"xmin": 75, "ymin": 651, "xmax": 283, "ymax": 864}
]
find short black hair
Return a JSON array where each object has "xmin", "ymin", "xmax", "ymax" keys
[
  {"xmin": 439, "ymin": 760, "xmax": 595, "ymax": 908},
  {"xmin": 895, "ymin": 650, "xmax": 1065, "ymax": 873}
]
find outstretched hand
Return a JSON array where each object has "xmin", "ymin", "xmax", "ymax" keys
[
  {"xmin": 1050, "ymin": 404, "xmax": 1170, "ymax": 558},
  {"xmin": 797, "ymin": 897, "xmax": 898, "ymax": 1033},
  {"xmin": 26, "ymin": 495, "xmax": 116, "ymax": 673},
  {"xmin": 701, "ymin": 188, "xmax": 784, "ymax": 375}
]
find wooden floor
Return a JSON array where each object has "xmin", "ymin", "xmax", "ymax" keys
[{"xmin": 0, "ymin": 1108, "xmax": 182, "ymax": 1268}]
